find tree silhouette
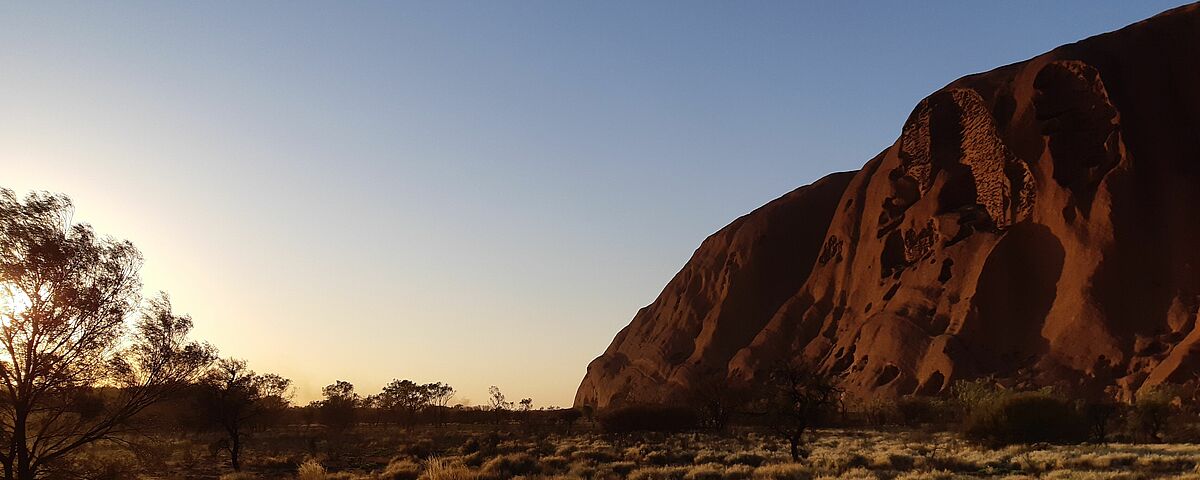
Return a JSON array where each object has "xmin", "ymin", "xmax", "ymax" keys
[
  {"xmin": 760, "ymin": 361, "xmax": 843, "ymax": 461},
  {"xmin": 424, "ymin": 382, "xmax": 455, "ymax": 425},
  {"xmin": 488, "ymin": 386, "xmax": 512, "ymax": 424},
  {"xmin": 688, "ymin": 371, "xmax": 749, "ymax": 432},
  {"xmin": 375, "ymin": 379, "xmax": 429, "ymax": 426},
  {"xmin": 0, "ymin": 190, "xmax": 216, "ymax": 480},
  {"xmin": 318, "ymin": 381, "xmax": 360, "ymax": 431},
  {"xmin": 196, "ymin": 358, "xmax": 292, "ymax": 471}
]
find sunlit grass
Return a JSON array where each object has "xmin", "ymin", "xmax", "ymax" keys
[{"xmin": 75, "ymin": 426, "xmax": 1200, "ymax": 478}]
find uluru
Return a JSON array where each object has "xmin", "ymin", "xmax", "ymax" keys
[{"xmin": 577, "ymin": 3, "xmax": 1200, "ymax": 409}]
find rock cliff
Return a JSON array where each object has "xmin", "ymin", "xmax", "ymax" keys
[{"xmin": 577, "ymin": 4, "xmax": 1200, "ymax": 408}]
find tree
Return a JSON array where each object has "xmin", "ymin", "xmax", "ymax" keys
[
  {"xmin": 197, "ymin": 358, "xmax": 292, "ymax": 471},
  {"xmin": 1131, "ymin": 385, "xmax": 1179, "ymax": 443},
  {"xmin": 318, "ymin": 381, "xmax": 360, "ymax": 431},
  {"xmin": 488, "ymin": 386, "xmax": 512, "ymax": 424},
  {"xmin": 758, "ymin": 361, "xmax": 843, "ymax": 461},
  {"xmin": 1083, "ymin": 400, "xmax": 1119, "ymax": 443},
  {"xmin": 0, "ymin": 190, "xmax": 216, "ymax": 480},
  {"xmin": 689, "ymin": 372, "xmax": 748, "ymax": 432},
  {"xmin": 375, "ymin": 379, "xmax": 429, "ymax": 426},
  {"xmin": 424, "ymin": 382, "xmax": 455, "ymax": 425},
  {"xmin": 557, "ymin": 408, "xmax": 583, "ymax": 435},
  {"xmin": 518, "ymin": 398, "xmax": 533, "ymax": 412}
]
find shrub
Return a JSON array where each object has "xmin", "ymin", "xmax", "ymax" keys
[
  {"xmin": 952, "ymin": 378, "xmax": 1000, "ymax": 413},
  {"xmin": 421, "ymin": 457, "xmax": 478, "ymax": 480},
  {"xmin": 401, "ymin": 440, "xmax": 434, "ymax": 459},
  {"xmin": 963, "ymin": 391, "xmax": 1087, "ymax": 444},
  {"xmin": 896, "ymin": 396, "xmax": 949, "ymax": 426},
  {"xmin": 459, "ymin": 432, "xmax": 500, "ymax": 456},
  {"xmin": 1081, "ymin": 400, "xmax": 1121, "ymax": 443},
  {"xmin": 693, "ymin": 449, "xmax": 724, "ymax": 465},
  {"xmin": 684, "ymin": 463, "xmax": 726, "ymax": 480},
  {"xmin": 572, "ymin": 447, "xmax": 619, "ymax": 463},
  {"xmin": 629, "ymin": 466, "xmax": 691, "ymax": 480},
  {"xmin": 568, "ymin": 462, "xmax": 598, "ymax": 478},
  {"xmin": 725, "ymin": 452, "xmax": 766, "ymax": 467},
  {"xmin": 861, "ymin": 398, "xmax": 897, "ymax": 426},
  {"xmin": 609, "ymin": 461, "xmax": 639, "ymax": 475},
  {"xmin": 479, "ymin": 453, "xmax": 538, "ymax": 479},
  {"xmin": 1130, "ymin": 385, "xmax": 1179, "ymax": 442},
  {"xmin": 893, "ymin": 471, "xmax": 960, "ymax": 480},
  {"xmin": 725, "ymin": 465, "xmax": 754, "ymax": 480},
  {"xmin": 750, "ymin": 463, "xmax": 813, "ymax": 480},
  {"xmin": 644, "ymin": 450, "xmax": 670, "ymax": 465},
  {"xmin": 297, "ymin": 459, "xmax": 328, "ymax": 480},
  {"xmin": 880, "ymin": 453, "xmax": 915, "ymax": 470},
  {"xmin": 380, "ymin": 458, "xmax": 422, "ymax": 480},
  {"xmin": 598, "ymin": 405, "xmax": 699, "ymax": 433},
  {"xmin": 537, "ymin": 455, "xmax": 569, "ymax": 473}
]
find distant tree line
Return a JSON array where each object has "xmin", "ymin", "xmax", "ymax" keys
[{"xmin": 295, "ymin": 380, "xmax": 582, "ymax": 435}]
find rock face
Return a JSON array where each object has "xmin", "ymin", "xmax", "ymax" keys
[{"xmin": 576, "ymin": 4, "xmax": 1200, "ymax": 409}]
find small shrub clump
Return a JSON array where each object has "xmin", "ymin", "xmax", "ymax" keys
[
  {"xmin": 962, "ymin": 391, "xmax": 1087, "ymax": 445},
  {"xmin": 379, "ymin": 458, "xmax": 422, "ymax": 480},
  {"xmin": 479, "ymin": 452, "xmax": 538, "ymax": 479},
  {"xmin": 598, "ymin": 405, "xmax": 700, "ymax": 433}
]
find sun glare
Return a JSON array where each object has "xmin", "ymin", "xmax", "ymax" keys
[{"xmin": 0, "ymin": 285, "xmax": 31, "ymax": 320}]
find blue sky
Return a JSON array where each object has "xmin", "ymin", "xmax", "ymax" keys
[{"xmin": 1, "ymin": 1, "xmax": 1186, "ymax": 406}]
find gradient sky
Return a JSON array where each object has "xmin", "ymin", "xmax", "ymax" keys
[{"xmin": 0, "ymin": 1, "xmax": 1186, "ymax": 406}]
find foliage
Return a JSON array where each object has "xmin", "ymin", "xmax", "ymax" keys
[
  {"xmin": 196, "ymin": 358, "xmax": 292, "ymax": 470},
  {"xmin": 317, "ymin": 380, "xmax": 362, "ymax": 431},
  {"xmin": 0, "ymin": 189, "xmax": 216, "ymax": 479},
  {"xmin": 1130, "ymin": 384, "xmax": 1180, "ymax": 443},
  {"xmin": 487, "ymin": 386, "xmax": 511, "ymax": 412},
  {"xmin": 1081, "ymin": 399, "xmax": 1121, "ymax": 443},
  {"xmin": 962, "ymin": 390, "xmax": 1088, "ymax": 445},
  {"xmin": 950, "ymin": 377, "xmax": 1000, "ymax": 416},
  {"xmin": 597, "ymin": 405, "xmax": 699, "ymax": 433},
  {"xmin": 759, "ymin": 361, "xmax": 842, "ymax": 461},
  {"xmin": 373, "ymin": 379, "xmax": 430, "ymax": 426},
  {"xmin": 687, "ymin": 374, "xmax": 749, "ymax": 432},
  {"xmin": 296, "ymin": 458, "xmax": 327, "ymax": 480},
  {"xmin": 895, "ymin": 396, "xmax": 953, "ymax": 426}
]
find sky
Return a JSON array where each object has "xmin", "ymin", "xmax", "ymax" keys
[{"xmin": 0, "ymin": 1, "xmax": 1187, "ymax": 406}]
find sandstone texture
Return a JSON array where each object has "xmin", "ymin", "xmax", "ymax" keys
[{"xmin": 577, "ymin": 4, "xmax": 1200, "ymax": 408}]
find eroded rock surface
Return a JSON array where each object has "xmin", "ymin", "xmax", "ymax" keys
[{"xmin": 578, "ymin": 4, "xmax": 1200, "ymax": 408}]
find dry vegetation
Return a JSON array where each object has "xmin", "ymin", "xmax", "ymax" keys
[{"xmin": 62, "ymin": 425, "xmax": 1200, "ymax": 479}]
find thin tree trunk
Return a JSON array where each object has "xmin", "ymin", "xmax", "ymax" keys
[
  {"xmin": 231, "ymin": 437, "xmax": 240, "ymax": 471},
  {"xmin": 230, "ymin": 426, "xmax": 242, "ymax": 471}
]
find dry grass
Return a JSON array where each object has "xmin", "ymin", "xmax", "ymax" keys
[{"xmin": 63, "ymin": 426, "xmax": 1200, "ymax": 478}]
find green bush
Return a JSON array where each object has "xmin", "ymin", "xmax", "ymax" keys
[
  {"xmin": 895, "ymin": 396, "xmax": 950, "ymax": 426},
  {"xmin": 1130, "ymin": 385, "xmax": 1179, "ymax": 442},
  {"xmin": 962, "ymin": 391, "xmax": 1087, "ymax": 444},
  {"xmin": 597, "ymin": 405, "xmax": 699, "ymax": 433}
]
